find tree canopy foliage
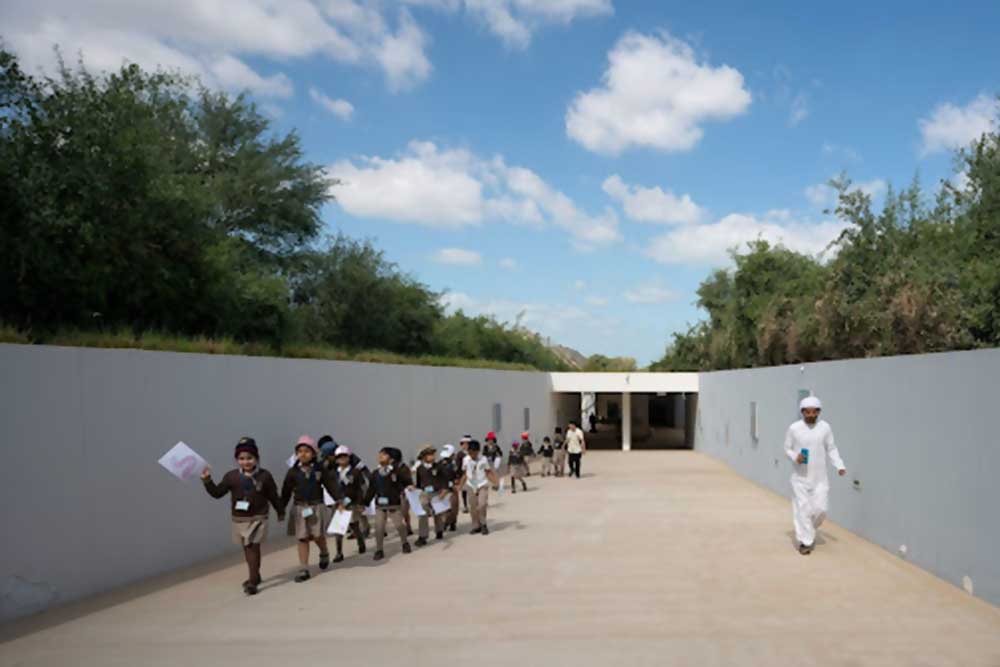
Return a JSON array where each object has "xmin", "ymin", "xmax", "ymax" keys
[
  {"xmin": 0, "ymin": 49, "xmax": 568, "ymax": 370},
  {"xmin": 652, "ymin": 117, "xmax": 1000, "ymax": 371}
]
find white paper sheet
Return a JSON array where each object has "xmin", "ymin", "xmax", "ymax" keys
[
  {"xmin": 158, "ymin": 442, "xmax": 208, "ymax": 482},
  {"xmin": 405, "ymin": 488, "xmax": 426, "ymax": 516},
  {"xmin": 431, "ymin": 495, "xmax": 451, "ymax": 515},
  {"xmin": 323, "ymin": 488, "xmax": 336, "ymax": 506},
  {"xmin": 364, "ymin": 499, "xmax": 377, "ymax": 516},
  {"xmin": 327, "ymin": 509, "xmax": 353, "ymax": 536}
]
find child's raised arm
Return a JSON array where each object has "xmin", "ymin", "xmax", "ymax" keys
[{"xmin": 202, "ymin": 468, "xmax": 229, "ymax": 499}]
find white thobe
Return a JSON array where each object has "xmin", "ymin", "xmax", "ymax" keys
[{"xmin": 784, "ymin": 419, "xmax": 845, "ymax": 547}]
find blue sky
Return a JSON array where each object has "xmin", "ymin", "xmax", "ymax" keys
[{"xmin": 4, "ymin": 1, "xmax": 1000, "ymax": 364}]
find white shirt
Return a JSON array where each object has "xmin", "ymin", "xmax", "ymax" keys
[
  {"xmin": 463, "ymin": 456, "xmax": 492, "ymax": 490},
  {"xmin": 565, "ymin": 429, "xmax": 586, "ymax": 454},
  {"xmin": 784, "ymin": 419, "xmax": 845, "ymax": 487}
]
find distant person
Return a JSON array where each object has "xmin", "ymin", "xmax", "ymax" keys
[
  {"xmin": 553, "ymin": 427, "xmax": 567, "ymax": 477},
  {"xmin": 439, "ymin": 444, "xmax": 460, "ymax": 532},
  {"xmin": 413, "ymin": 445, "xmax": 449, "ymax": 545},
  {"xmin": 483, "ymin": 432, "xmax": 504, "ymax": 489},
  {"xmin": 323, "ymin": 440, "xmax": 371, "ymax": 541},
  {"xmin": 280, "ymin": 435, "xmax": 334, "ymax": 583},
  {"xmin": 364, "ymin": 447, "xmax": 413, "ymax": 561},
  {"xmin": 784, "ymin": 396, "xmax": 847, "ymax": 555},
  {"xmin": 565, "ymin": 421, "xmax": 586, "ymax": 479},
  {"xmin": 329, "ymin": 445, "xmax": 368, "ymax": 561},
  {"xmin": 539, "ymin": 436, "xmax": 555, "ymax": 477},
  {"xmin": 520, "ymin": 431, "xmax": 535, "ymax": 475},
  {"xmin": 507, "ymin": 441, "xmax": 529, "ymax": 493},
  {"xmin": 453, "ymin": 440, "xmax": 499, "ymax": 535},
  {"xmin": 455, "ymin": 435, "xmax": 472, "ymax": 518},
  {"xmin": 589, "ymin": 412, "xmax": 598, "ymax": 433},
  {"xmin": 201, "ymin": 437, "xmax": 283, "ymax": 596}
]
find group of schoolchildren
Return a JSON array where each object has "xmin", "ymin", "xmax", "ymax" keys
[{"xmin": 201, "ymin": 425, "xmax": 576, "ymax": 596}]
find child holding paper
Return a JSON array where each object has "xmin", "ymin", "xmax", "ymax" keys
[
  {"xmin": 454, "ymin": 440, "xmax": 499, "ymax": 535},
  {"xmin": 483, "ymin": 433, "xmax": 504, "ymax": 490},
  {"xmin": 439, "ymin": 444, "xmax": 460, "ymax": 532},
  {"xmin": 201, "ymin": 437, "xmax": 283, "ymax": 596},
  {"xmin": 539, "ymin": 437, "xmax": 555, "ymax": 477},
  {"xmin": 455, "ymin": 436, "xmax": 472, "ymax": 517},
  {"xmin": 413, "ymin": 445, "xmax": 450, "ymax": 545},
  {"xmin": 329, "ymin": 445, "xmax": 368, "ymax": 561},
  {"xmin": 519, "ymin": 432, "xmax": 535, "ymax": 476},
  {"xmin": 364, "ymin": 447, "xmax": 413, "ymax": 561},
  {"xmin": 507, "ymin": 441, "xmax": 529, "ymax": 493},
  {"xmin": 280, "ymin": 435, "xmax": 335, "ymax": 583},
  {"xmin": 553, "ymin": 427, "xmax": 567, "ymax": 477}
]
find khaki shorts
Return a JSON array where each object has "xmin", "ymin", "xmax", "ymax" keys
[
  {"xmin": 231, "ymin": 516, "xmax": 268, "ymax": 546},
  {"xmin": 292, "ymin": 503, "xmax": 328, "ymax": 540}
]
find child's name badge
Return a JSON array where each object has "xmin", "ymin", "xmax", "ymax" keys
[
  {"xmin": 424, "ymin": 485, "xmax": 435, "ymax": 493},
  {"xmin": 301, "ymin": 506, "xmax": 315, "ymax": 518},
  {"xmin": 377, "ymin": 496, "xmax": 389, "ymax": 506},
  {"xmin": 235, "ymin": 500, "xmax": 250, "ymax": 511}
]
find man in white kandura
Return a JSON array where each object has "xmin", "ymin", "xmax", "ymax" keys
[{"xmin": 784, "ymin": 395, "xmax": 847, "ymax": 555}]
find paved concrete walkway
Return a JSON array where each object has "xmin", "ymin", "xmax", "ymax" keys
[{"xmin": 2, "ymin": 452, "xmax": 999, "ymax": 666}]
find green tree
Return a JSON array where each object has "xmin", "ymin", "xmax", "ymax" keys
[{"xmin": 0, "ymin": 49, "xmax": 329, "ymax": 344}]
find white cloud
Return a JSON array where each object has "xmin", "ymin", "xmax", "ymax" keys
[
  {"xmin": 374, "ymin": 9, "xmax": 432, "ymax": 92},
  {"xmin": 499, "ymin": 257, "xmax": 519, "ymax": 270},
  {"xmin": 309, "ymin": 87, "xmax": 354, "ymax": 120},
  {"xmin": 857, "ymin": 179, "xmax": 886, "ymax": 199},
  {"xmin": 623, "ymin": 285, "xmax": 677, "ymax": 304},
  {"xmin": 804, "ymin": 178, "xmax": 886, "ymax": 209},
  {"xmin": 566, "ymin": 31, "xmax": 751, "ymax": 155},
  {"xmin": 208, "ymin": 54, "xmax": 294, "ymax": 98},
  {"xmin": 602, "ymin": 174, "xmax": 704, "ymax": 224},
  {"xmin": 645, "ymin": 211, "xmax": 849, "ymax": 267},
  {"xmin": 789, "ymin": 93, "xmax": 809, "ymax": 126},
  {"xmin": 407, "ymin": 0, "xmax": 612, "ymax": 49},
  {"xmin": 440, "ymin": 291, "xmax": 620, "ymax": 340},
  {"xmin": 434, "ymin": 248, "xmax": 482, "ymax": 265},
  {"xmin": 331, "ymin": 140, "xmax": 621, "ymax": 247},
  {"xmin": 822, "ymin": 142, "xmax": 862, "ymax": 163},
  {"xmin": 804, "ymin": 183, "xmax": 836, "ymax": 208},
  {"xmin": 950, "ymin": 171, "xmax": 971, "ymax": 192},
  {"xmin": 332, "ymin": 142, "xmax": 483, "ymax": 227},
  {"xmin": 2, "ymin": 0, "xmax": 432, "ymax": 94},
  {"xmin": 919, "ymin": 94, "xmax": 999, "ymax": 156},
  {"xmin": 585, "ymin": 296, "xmax": 608, "ymax": 306}
]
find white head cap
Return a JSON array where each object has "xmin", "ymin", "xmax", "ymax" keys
[
  {"xmin": 799, "ymin": 396, "xmax": 822, "ymax": 411},
  {"xmin": 440, "ymin": 444, "xmax": 455, "ymax": 458}
]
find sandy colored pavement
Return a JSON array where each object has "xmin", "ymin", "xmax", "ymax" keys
[{"xmin": 2, "ymin": 451, "xmax": 999, "ymax": 667}]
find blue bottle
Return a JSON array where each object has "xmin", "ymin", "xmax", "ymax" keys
[{"xmin": 801, "ymin": 448, "xmax": 810, "ymax": 464}]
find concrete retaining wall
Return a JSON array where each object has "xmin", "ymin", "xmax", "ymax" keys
[
  {"xmin": 0, "ymin": 344, "xmax": 553, "ymax": 622},
  {"xmin": 695, "ymin": 348, "xmax": 1000, "ymax": 607}
]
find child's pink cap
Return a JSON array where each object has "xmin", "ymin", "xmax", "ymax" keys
[{"xmin": 295, "ymin": 434, "xmax": 318, "ymax": 455}]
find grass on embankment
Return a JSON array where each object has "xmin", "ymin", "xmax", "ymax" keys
[{"xmin": 0, "ymin": 326, "xmax": 541, "ymax": 372}]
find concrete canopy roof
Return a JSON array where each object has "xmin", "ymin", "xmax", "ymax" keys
[{"xmin": 549, "ymin": 372, "xmax": 699, "ymax": 394}]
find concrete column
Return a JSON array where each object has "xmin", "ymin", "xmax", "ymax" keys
[{"xmin": 622, "ymin": 392, "xmax": 632, "ymax": 451}]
